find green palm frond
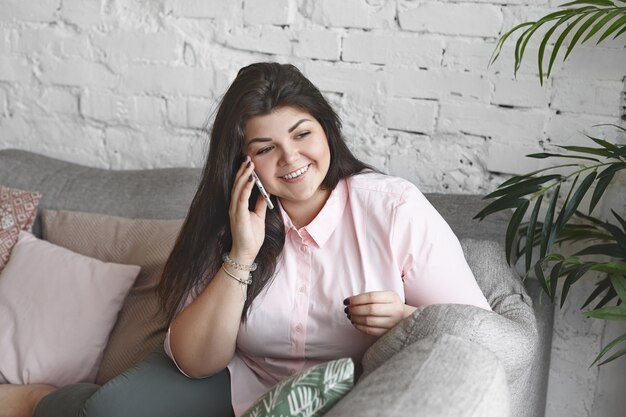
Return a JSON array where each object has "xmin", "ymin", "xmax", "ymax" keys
[
  {"xmin": 489, "ymin": 0, "xmax": 626, "ymax": 83},
  {"xmin": 476, "ymin": 125, "xmax": 626, "ymax": 365}
]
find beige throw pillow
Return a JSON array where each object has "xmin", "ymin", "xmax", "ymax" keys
[{"xmin": 41, "ymin": 210, "xmax": 183, "ymax": 384}]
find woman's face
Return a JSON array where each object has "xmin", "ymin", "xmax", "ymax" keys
[{"xmin": 243, "ymin": 106, "xmax": 331, "ymax": 217}]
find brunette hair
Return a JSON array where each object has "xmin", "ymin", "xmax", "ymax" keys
[{"xmin": 158, "ymin": 62, "xmax": 375, "ymax": 322}]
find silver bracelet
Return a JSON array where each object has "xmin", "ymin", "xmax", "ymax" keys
[
  {"xmin": 222, "ymin": 264, "xmax": 252, "ymax": 286},
  {"xmin": 223, "ymin": 253, "xmax": 257, "ymax": 271}
]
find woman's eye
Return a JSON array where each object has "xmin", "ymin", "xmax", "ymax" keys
[
  {"xmin": 295, "ymin": 131, "xmax": 310, "ymax": 139},
  {"xmin": 257, "ymin": 146, "xmax": 273, "ymax": 155}
]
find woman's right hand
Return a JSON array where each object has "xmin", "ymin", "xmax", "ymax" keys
[{"xmin": 228, "ymin": 156, "xmax": 269, "ymax": 263}]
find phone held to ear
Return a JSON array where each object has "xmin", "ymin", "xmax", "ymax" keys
[{"xmin": 251, "ymin": 171, "xmax": 274, "ymax": 210}]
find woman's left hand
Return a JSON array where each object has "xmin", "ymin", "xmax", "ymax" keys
[{"xmin": 345, "ymin": 291, "xmax": 417, "ymax": 337}]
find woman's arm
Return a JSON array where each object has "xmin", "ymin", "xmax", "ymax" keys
[{"xmin": 168, "ymin": 156, "xmax": 268, "ymax": 378}]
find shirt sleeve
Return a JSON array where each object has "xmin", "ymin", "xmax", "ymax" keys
[{"xmin": 392, "ymin": 186, "xmax": 491, "ymax": 311}]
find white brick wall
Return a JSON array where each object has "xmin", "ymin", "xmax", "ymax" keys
[{"xmin": 0, "ymin": 1, "xmax": 624, "ymax": 415}]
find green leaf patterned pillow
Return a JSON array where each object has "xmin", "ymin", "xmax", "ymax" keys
[{"xmin": 242, "ymin": 358, "xmax": 354, "ymax": 417}]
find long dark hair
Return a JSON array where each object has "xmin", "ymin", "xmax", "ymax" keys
[{"xmin": 158, "ymin": 62, "xmax": 375, "ymax": 322}]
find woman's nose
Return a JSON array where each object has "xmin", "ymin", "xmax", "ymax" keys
[{"xmin": 279, "ymin": 144, "xmax": 299, "ymax": 165}]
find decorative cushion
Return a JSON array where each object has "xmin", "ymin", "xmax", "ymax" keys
[
  {"xmin": 0, "ymin": 185, "xmax": 41, "ymax": 272},
  {"xmin": 41, "ymin": 210, "xmax": 183, "ymax": 384},
  {"xmin": 242, "ymin": 358, "xmax": 354, "ymax": 417},
  {"xmin": 0, "ymin": 231, "xmax": 140, "ymax": 386}
]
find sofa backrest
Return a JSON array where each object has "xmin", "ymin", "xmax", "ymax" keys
[{"xmin": 0, "ymin": 149, "xmax": 508, "ymax": 244}]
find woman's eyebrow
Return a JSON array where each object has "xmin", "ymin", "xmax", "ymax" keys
[
  {"xmin": 247, "ymin": 119, "xmax": 312, "ymax": 146},
  {"xmin": 288, "ymin": 118, "xmax": 310, "ymax": 133}
]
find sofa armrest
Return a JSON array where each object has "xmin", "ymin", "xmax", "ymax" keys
[{"xmin": 325, "ymin": 334, "xmax": 510, "ymax": 417}]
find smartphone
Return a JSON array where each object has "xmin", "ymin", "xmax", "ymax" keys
[{"xmin": 251, "ymin": 171, "xmax": 274, "ymax": 210}]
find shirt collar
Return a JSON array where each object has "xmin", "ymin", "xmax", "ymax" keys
[{"xmin": 278, "ymin": 178, "xmax": 348, "ymax": 248}]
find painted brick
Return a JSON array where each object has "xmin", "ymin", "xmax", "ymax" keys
[
  {"xmin": 309, "ymin": 0, "xmax": 396, "ymax": 29},
  {"xmin": 552, "ymin": 78, "xmax": 623, "ymax": 117},
  {"xmin": 385, "ymin": 98, "xmax": 437, "ymax": 134},
  {"xmin": 243, "ymin": 0, "xmax": 294, "ymax": 26},
  {"xmin": 0, "ymin": 0, "xmax": 59, "ymax": 22},
  {"xmin": 342, "ymin": 33, "xmax": 444, "ymax": 68},
  {"xmin": 41, "ymin": 58, "xmax": 118, "ymax": 89},
  {"xmin": 0, "ymin": 29, "xmax": 10, "ymax": 54},
  {"xmin": 0, "ymin": 88, "xmax": 7, "ymax": 117},
  {"xmin": 388, "ymin": 68, "xmax": 490, "ymax": 102},
  {"xmin": 92, "ymin": 31, "xmax": 179, "ymax": 62},
  {"xmin": 443, "ymin": 39, "xmax": 541, "ymax": 76},
  {"xmin": 132, "ymin": 96, "xmax": 164, "ymax": 125},
  {"xmin": 0, "ymin": 56, "xmax": 31, "ymax": 83},
  {"xmin": 121, "ymin": 64, "xmax": 213, "ymax": 96},
  {"xmin": 485, "ymin": 140, "xmax": 546, "ymax": 175},
  {"xmin": 11, "ymin": 118, "xmax": 106, "ymax": 166},
  {"xmin": 439, "ymin": 102, "xmax": 546, "ymax": 143},
  {"xmin": 546, "ymin": 112, "xmax": 618, "ymax": 146},
  {"xmin": 491, "ymin": 75, "xmax": 550, "ymax": 108},
  {"xmin": 399, "ymin": 3, "xmax": 502, "ymax": 37},
  {"xmin": 59, "ymin": 0, "xmax": 103, "ymax": 28},
  {"xmin": 167, "ymin": 0, "xmax": 233, "ymax": 19},
  {"xmin": 40, "ymin": 89, "xmax": 79, "ymax": 115},
  {"xmin": 166, "ymin": 97, "xmax": 213, "ymax": 129},
  {"xmin": 303, "ymin": 62, "xmax": 382, "ymax": 99},
  {"xmin": 293, "ymin": 30, "xmax": 341, "ymax": 61},
  {"xmin": 558, "ymin": 46, "xmax": 626, "ymax": 81},
  {"xmin": 17, "ymin": 29, "xmax": 90, "ymax": 57},
  {"xmin": 218, "ymin": 26, "xmax": 293, "ymax": 56},
  {"xmin": 104, "ymin": 126, "xmax": 205, "ymax": 169},
  {"xmin": 81, "ymin": 91, "xmax": 130, "ymax": 122}
]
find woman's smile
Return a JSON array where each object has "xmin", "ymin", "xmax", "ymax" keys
[{"xmin": 280, "ymin": 164, "xmax": 311, "ymax": 181}]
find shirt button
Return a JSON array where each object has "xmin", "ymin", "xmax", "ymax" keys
[
  {"xmin": 295, "ymin": 324, "xmax": 303, "ymax": 332},
  {"xmin": 289, "ymin": 368, "xmax": 297, "ymax": 375},
  {"xmin": 299, "ymin": 286, "xmax": 306, "ymax": 293},
  {"xmin": 300, "ymin": 245, "xmax": 307, "ymax": 252}
]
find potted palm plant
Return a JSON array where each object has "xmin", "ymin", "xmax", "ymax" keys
[{"xmin": 477, "ymin": 0, "xmax": 626, "ymax": 365}]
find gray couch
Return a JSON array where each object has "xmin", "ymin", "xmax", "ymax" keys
[{"xmin": 0, "ymin": 148, "xmax": 553, "ymax": 417}]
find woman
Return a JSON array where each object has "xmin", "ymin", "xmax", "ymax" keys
[{"xmin": 157, "ymin": 62, "xmax": 491, "ymax": 417}]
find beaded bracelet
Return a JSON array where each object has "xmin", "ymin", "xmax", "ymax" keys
[
  {"xmin": 222, "ymin": 264, "xmax": 252, "ymax": 286},
  {"xmin": 223, "ymin": 253, "xmax": 257, "ymax": 272}
]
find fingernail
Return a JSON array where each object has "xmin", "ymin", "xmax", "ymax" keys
[
  {"xmin": 347, "ymin": 314, "xmax": 351, "ymax": 320},
  {"xmin": 343, "ymin": 298, "xmax": 350, "ymax": 306},
  {"xmin": 246, "ymin": 161, "xmax": 251, "ymax": 167},
  {"xmin": 248, "ymin": 175, "xmax": 253, "ymax": 182},
  {"xmin": 343, "ymin": 307, "xmax": 349, "ymax": 314}
]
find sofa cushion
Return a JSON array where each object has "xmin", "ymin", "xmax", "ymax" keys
[
  {"xmin": 326, "ymin": 334, "xmax": 510, "ymax": 417},
  {"xmin": 361, "ymin": 238, "xmax": 537, "ymax": 417},
  {"xmin": 0, "ymin": 185, "xmax": 41, "ymax": 272},
  {"xmin": 242, "ymin": 358, "xmax": 354, "ymax": 417},
  {"xmin": 0, "ymin": 231, "xmax": 140, "ymax": 386},
  {"xmin": 41, "ymin": 210, "xmax": 183, "ymax": 385}
]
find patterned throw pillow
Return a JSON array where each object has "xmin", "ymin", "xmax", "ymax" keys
[
  {"xmin": 0, "ymin": 185, "xmax": 42, "ymax": 272},
  {"xmin": 242, "ymin": 358, "xmax": 354, "ymax": 417}
]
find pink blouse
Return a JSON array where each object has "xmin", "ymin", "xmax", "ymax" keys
[{"xmin": 165, "ymin": 172, "xmax": 491, "ymax": 416}]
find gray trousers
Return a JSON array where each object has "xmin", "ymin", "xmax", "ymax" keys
[{"xmin": 34, "ymin": 346, "xmax": 234, "ymax": 417}]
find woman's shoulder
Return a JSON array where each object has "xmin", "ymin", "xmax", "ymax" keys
[{"xmin": 346, "ymin": 171, "xmax": 424, "ymax": 203}]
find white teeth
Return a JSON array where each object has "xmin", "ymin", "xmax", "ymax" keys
[{"xmin": 283, "ymin": 165, "xmax": 309, "ymax": 180}]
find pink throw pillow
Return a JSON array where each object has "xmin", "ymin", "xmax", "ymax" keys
[
  {"xmin": 0, "ymin": 185, "xmax": 41, "ymax": 272},
  {"xmin": 0, "ymin": 231, "xmax": 140, "ymax": 386}
]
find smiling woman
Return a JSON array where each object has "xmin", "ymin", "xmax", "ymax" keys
[{"xmin": 148, "ymin": 62, "xmax": 493, "ymax": 417}]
